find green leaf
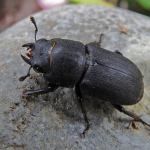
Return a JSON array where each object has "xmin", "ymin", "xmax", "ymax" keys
[
  {"xmin": 135, "ymin": 0, "xmax": 150, "ymax": 10},
  {"xmin": 68, "ymin": 0, "xmax": 114, "ymax": 7}
]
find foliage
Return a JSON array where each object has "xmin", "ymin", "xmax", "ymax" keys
[
  {"xmin": 68, "ymin": 0, "xmax": 114, "ymax": 7},
  {"xmin": 136, "ymin": 0, "xmax": 150, "ymax": 10}
]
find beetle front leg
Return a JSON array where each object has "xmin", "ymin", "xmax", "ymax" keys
[
  {"xmin": 23, "ymin": 84, "xmax": 58, "ymax": 95},
  {"xmin": 75, "ymin": 84, "xmax": 90, "ymax": 137},
  {"xmin": 112, "ymin": 104, "xmax": 150, "ymax": 128}
]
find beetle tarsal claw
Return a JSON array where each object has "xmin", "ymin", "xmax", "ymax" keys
[
  {"xmin": 81, "ymin": 133, "xmax": 85, "ymax": 138},
  {"xmin": 80, "ymin": 124, "xmax": 90, "ymax": 137},
  {"xmin": 127, "ymin": 120, "xmax": 139, "ymax": 130}
]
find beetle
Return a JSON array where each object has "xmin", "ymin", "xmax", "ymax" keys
[{"xmin": 19, "ymin": 16, "xmax": 150, "ymax": 136}]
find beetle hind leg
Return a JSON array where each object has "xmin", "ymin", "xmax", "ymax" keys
[
  {"xmin": 112, "ymin": 104, "xmax": 150, "ymax": 128},
  {"xmin": 75, "ymin": 84, "xmax": 90, "ymax": 137}
]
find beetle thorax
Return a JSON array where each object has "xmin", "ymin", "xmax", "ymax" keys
[{"xmin": 43, "ymin": 38, "xmax": 86, "ymax": 87}]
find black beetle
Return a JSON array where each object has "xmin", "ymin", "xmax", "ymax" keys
[{"xmin": 19, "ymin": 16, "xmax": 150, "ymax": 136}]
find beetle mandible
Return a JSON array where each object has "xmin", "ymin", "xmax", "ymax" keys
[{"xmin": 19, "ymin": 16, "xmax": 150, "ymax": 136}]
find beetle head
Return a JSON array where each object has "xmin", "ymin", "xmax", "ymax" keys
[
  {"xmin": 19, "ymin": 16, "xmax": 53, "ymax": 81},
  {"xmin": 21, "ymin": 39, "xmax": 51, "ymax": 74}
]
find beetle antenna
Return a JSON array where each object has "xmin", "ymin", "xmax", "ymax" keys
[
  {"xmin": 19, "ymin": 66, "xmax": 32, "ymax": 81},
  {"xmin": 30, "ymin": 16, "xmax": 38, "ymax": 42}
]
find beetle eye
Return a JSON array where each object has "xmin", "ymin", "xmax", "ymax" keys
[{"xmin": 33, "ymin": 65, "xmax": 44, "ymax": 73}]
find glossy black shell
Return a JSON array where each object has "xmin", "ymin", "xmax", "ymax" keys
[
  {"xmin": 32, "ymin": 38, "xmax": 144, "ymax": 106},
  {"xmin": 44, "ymin": 39, "xmax": 86, "ymax": 87},
  {"xmin": 80, "ymin": 43, "xmax": 144, "ymax": 105}
]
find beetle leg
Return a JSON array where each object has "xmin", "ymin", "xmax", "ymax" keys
[
  {"xmin": 114, "ymin": 50, "xmax": 123, "ymax": 56},
  {"xmin": 23, "ymin": 84, "xmax": 58, "ymax": 95},
  {"xmin": 90, "ymin": 34, "xmax": 104, "ymax": 47},
  {"xmin": 98, "ymin": 34, "xmax": 104, "ymax": 46},
  {"xmin": 127, "ymin": 120, "xmax": 139, "ymax": 129},
  {"xmin": 112, "ymin": 104, "xmax": 150, "ymax": 128},
  {"xmin": 75, "ymin": 84, "xmax": 90, "ymax": 137}
]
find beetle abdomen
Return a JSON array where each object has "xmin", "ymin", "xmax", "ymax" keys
[{"xmin": 80, "ymin": 44, "xmax": 144, "ymax": 105}]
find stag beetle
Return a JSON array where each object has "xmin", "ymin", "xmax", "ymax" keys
[{"xmin": 19, "ymin": 16, "xmax": 150, "ymax": 136}]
